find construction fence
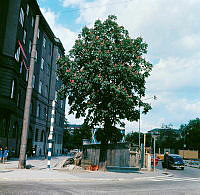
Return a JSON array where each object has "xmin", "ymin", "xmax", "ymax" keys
[{"xmin": 82, "ymin": 143, "xmax": 140, "ymax": 168}]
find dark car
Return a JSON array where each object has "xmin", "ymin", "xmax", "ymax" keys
[{"xmin": 168, "ymin": 154, "xmax": 184, "ymax": 170}]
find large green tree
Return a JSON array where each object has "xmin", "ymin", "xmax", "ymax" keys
[
  {"xmin": 125, "ymin": 132, "xmax": 152, "ymax": 147},
  {"xmin": 180, "ymin": 118, "xmax": 200, "ymax": 150},
  {"xmin": 57, "ymin": 15, "xmax": 152, "ymax": 163},
  {"xmin": 72, "ymin": 123, "xmax": 92, "ymax": 149}
]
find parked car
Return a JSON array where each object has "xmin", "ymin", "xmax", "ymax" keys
[
  {"xmin": 151, "ymin": 155, "xmax": 159, "ymax": 166},
  {"xmin": 168, "ymin": 154, "xmax": 184, "ymax": 170}
]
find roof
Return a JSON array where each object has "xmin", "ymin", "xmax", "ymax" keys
[
  {"xmin": 148, "ymin": 128, "xmax": 180, "ymax": 134},
  {"xmin": 31, "ymin": 0, "xmax": 65, "ymax": 52},
  {"xmin": 169, "ymin": 154, "xmax": 182, "ymax": 157},
  {"xmin": 67, "ymin": 124, "xmax": 82, "ymax": 128}
]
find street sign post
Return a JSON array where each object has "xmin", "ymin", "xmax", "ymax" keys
[{"xmin": 152, "ymin": 134, "xmax": 159, "ymax": 171}]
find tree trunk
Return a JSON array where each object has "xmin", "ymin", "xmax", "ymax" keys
[
  {"xmin": 99, "ymin": 144, "xmax": 107, "ymax": 170},
  {"xmin": 98, "ymin": 118, "xmax": 111, "ymax": 170}
]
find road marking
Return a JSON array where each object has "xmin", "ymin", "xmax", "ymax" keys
[{"xmin": 149, "ymin": 176, "xmax": 200, "ymax": 182}]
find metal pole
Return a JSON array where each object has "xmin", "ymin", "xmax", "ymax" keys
[
  {"xmin": 138, "ymin": 104, "xmax": 141, "ymax": 151},
  {"xmin": 47, "ymin": 100, "xmax": 56, "ymax": 169},
  {"xmin": 18, "ymin": 15, "xmax": 40, "ymax": 169},
  {"xmin": 144, "ymin": 133, "xmax": 146, "ymax": 168},
  {"xmin": 154, "ymin": 137, "xmax": 156, "ymax": 172}
]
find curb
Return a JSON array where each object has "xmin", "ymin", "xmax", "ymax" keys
[{"xmin": 0, "ymin": 173, "xmax": 168, "ymax": 182}]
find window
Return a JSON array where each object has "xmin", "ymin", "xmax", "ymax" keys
[
  {"xmin": 44, "ymin": 107, "xmax": 47, "ymax": 119},
  {"xmin": 32, "ymin": 75, "xmax": 35, "ymax": 88},
  {"xmin": 61, "ymin": 100, "xmax": 63, "ymax": 109},
  {"xmin": 35, "ymin": 129, "xmax": 39, "ymax": 141},
  {"xmin": 47, "ymin": 65, "xmax": 50, "ymax": 76},
  {"xmin": 17, "ymin": 91, "xmax": 21, "ymax": 107},
  {"xmin": 59, "ymin": 116, "xmax": 62, "ymax": 127},
  {"xmin": 36, "ymin": 104, "xmax": 40, "ymax": 118},
  {"xmin": 15, "ymin": 47, "xmax": 20, "ymax": 62},
  {"xmin": 29, "ymin": 40, "xmax": 32, "ymax": 53},
  {"xmin": 23, "ymin": 30, "xmax": 26, "ymax": 44},
  {"xmin": 12, "ymin": 123, "xmax": 18, "ymax": 138},
  {"xmin": 19, "ymin": 8, "xmax": 24, "ymax": 26},
  {"xmin": 45, "ymin": 85, "xmax": 48, "ymax": 97},
  {"xmin": 26, "ymin": 70, "xmax": 29, "ymax": 81},
  {"xmin": 55, "ymin": 91, "xmax": 58, "ymax": 101},
  {"xmin": 39, "ymin": 81, "xmax": 42, "ymax": 94},
  {"xmin": 35, "ymin": 50, "xmax": 37, "ymax": 62},
  {"xmin": 37, "ymin": 29, "xmax": 40, "ymax": 39},
  {"xmin": 54, "ymin": 110, "xmax": 56, "ymax": 124},
  {"xmin": 32, "ymin": 16, "xmax": 34, "ymax": 27},
  {"xmin": 54, "ymin": 134, "xmax": 57, "ymax": 143},
  {"xmin": 43, "ymin": 37, "xmax": 46, "ymax": 48},
  {"xmin": 10, "ymin": 80, "xmax": 15, "ymax": 99},
  {"xmin": 49, "ymin": 43, "xmax": 52, "ymax": 56},
  {"xmin": 1, "ymin": 119, "xmax": 6, "ymax": 137},
  {"xmin": 40, "ymin": 130, "xmax": 44, "ymax": 142},
  {"xmin": 41, "ymin": 58, "xmax": 44, "ymax": 70},
  {"xmin": 26, "ymin": 4, "xmax": 29, "ymax": 15},
  {"xmin": 20, "ymin": 61, "xmax": 23, "ymax": 73}
]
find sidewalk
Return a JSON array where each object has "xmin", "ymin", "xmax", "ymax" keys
[
  {"xmin": 0, "ymin": 156, "xmax": 164, "ymax": 182},
  {"xmin": 0, "ymin": 156, "xmax": 67, "ymax": 170}
]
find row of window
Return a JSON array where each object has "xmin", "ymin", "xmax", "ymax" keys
[
  {"xmin": 10, "ymin": 80, "xmax": 64, "ymax": 117},
  {"xmin": 34, "ymin": 129, "xmax": 62, "ymax": 144},
  {"xmin": 0, "ymin": 118, "xmax": 18, "ymax": 139},
  {"xmin": 35, "ymin": 129, "xmax": 45, "ymax": 142}
]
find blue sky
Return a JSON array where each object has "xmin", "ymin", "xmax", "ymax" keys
[{"xmin": 37, "ymin": 0, "xmax": 200, "ymax": 133}]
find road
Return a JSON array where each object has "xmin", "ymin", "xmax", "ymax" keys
[{"xmin": 0, "ymin": 163, "xmax": 199, "ymax": 194}]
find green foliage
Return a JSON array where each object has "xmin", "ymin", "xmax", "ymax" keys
[
  {"xmin": 125, "ymin": 132, "xmax": 152, "ymax": 147},
  {"xmin": 156, "ymin": 129, "xmax": 181, "ymax": 150},
  {"xmin": 180, "ymin": 118, "xmax": 200, "ymax": 150},
  {"xmin": 73, "ymin": 124, "xmax": 92, "ymax": 149},
  {"xmin": 57, "ymin": 15, "xmax": 152, "ymax": 144},
  {"xmin": 125, "ymin": 132, "xmax": 141, "ymax": 145},
  {"xmin": 63, "ymin": 123, "xmax": 92, "ymax": 150},
  {"xmin": 95, "ymin": 127, "xmax": 123, "ymax": 144}
]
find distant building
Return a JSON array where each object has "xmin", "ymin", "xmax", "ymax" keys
[
  {"xmin": 66, "ymin": 124, "xmax": 82, "ymax": 135},
  {"xmin": 0, "ymin": 0, "xmax": 65, "ymax": 156},
  {"xmin": 148, "ymin": 128, "xmax": 180, "ymax": 135}
]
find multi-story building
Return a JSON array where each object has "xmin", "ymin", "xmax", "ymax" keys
[{"xmin": 0, "ymin": 0, "xmax": 65, "ymax": 156}]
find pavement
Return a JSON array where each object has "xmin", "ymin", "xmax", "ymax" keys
[{"xmin": 0, "ymin": 156, "xmax": 166, "ymax": 182}]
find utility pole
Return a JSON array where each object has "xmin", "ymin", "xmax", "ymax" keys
[{"xmin": 18, "ymin": 15, "xmax": 40, "ymax": 169}]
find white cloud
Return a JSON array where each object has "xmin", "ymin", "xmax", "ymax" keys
[
  {"xmin": 62, "ymin": 0, "xmax": 84, "ymax": 7},
  {"xmin": 147, "ymin": 55, "xmax": 200, "ymax": 92},
  {"xmin": 59, "ymin": 0, "xmax": 200, "ymax": 131},
  {"xmin": 40, "ymin": 8, "xmax": 77, "ymax": 52}
]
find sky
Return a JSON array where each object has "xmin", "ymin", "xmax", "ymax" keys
[{"xmin": 37, "ymin": 0, "xmax": 200, "ymax": 133}]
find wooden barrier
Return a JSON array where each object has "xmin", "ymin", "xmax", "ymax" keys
[
  {"xmin": 179, "ymin": 150, "xmax": 199, "ymax": 159},
  {"xmin": 82, "ymin": 143, "xmax": 137, "ymax": 168}
]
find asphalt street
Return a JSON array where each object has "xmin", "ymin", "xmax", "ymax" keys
[{"xmin": 0, "ymin": 163, "xmax": 199, "ymax": 195}]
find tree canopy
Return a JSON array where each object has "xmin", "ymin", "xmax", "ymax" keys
[
  {"xmin": 180, "ymin": 118, "xmax": 200, "ymax": 150},
  {"xmin": 63, "ymin": 123, "xmax": 92, "ymax": 150},
  {"xmin": 57, "ymin": 15, "xmax": 152, "ymax": 144}
]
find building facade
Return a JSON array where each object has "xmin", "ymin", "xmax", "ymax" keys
[{"xmin": 0, "ymin": 0, "xmax": 65, "ymax": 156}]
